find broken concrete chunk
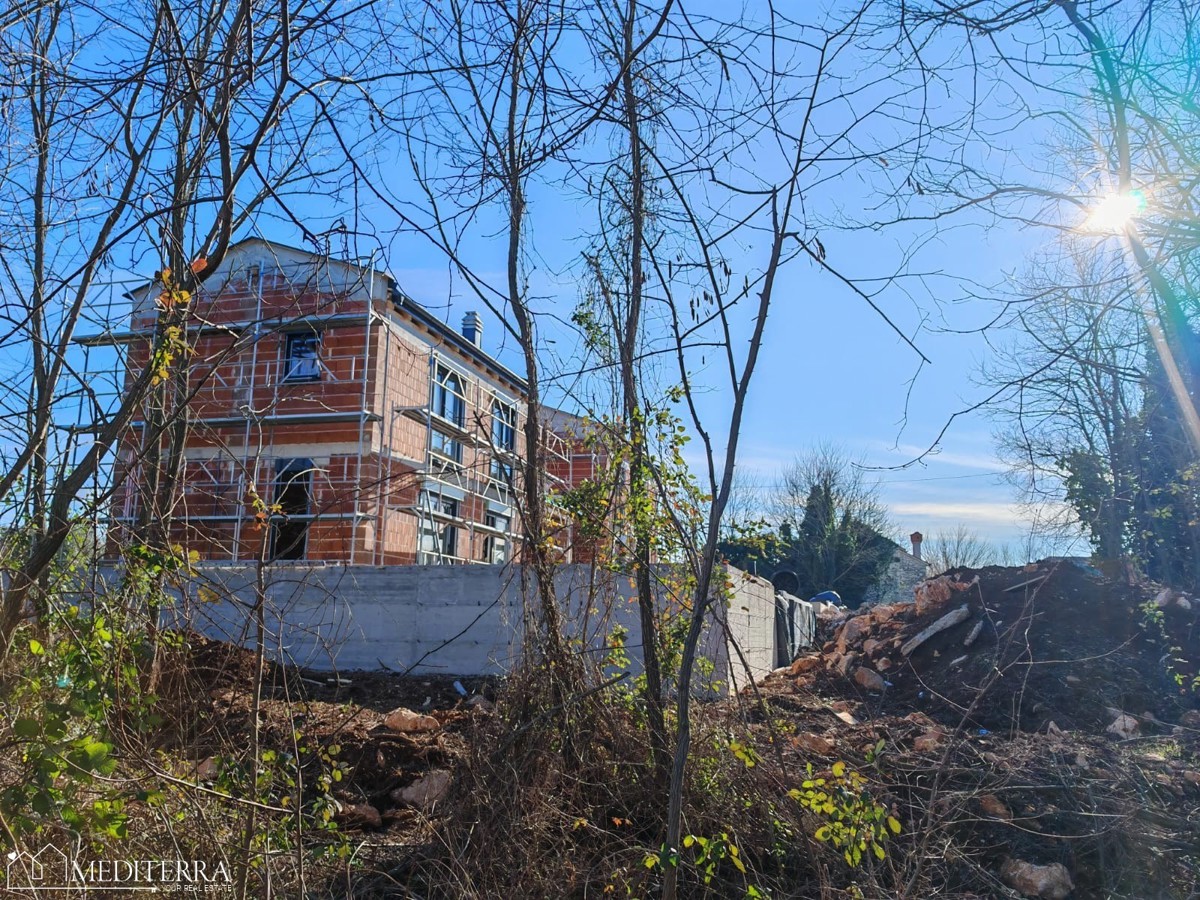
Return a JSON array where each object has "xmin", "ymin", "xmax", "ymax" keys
[
  {"xmin": 392, "ymin": 769, "xmax": 452, "ymax": 810},
  {"xmin": 999, "ymin": 859, "xmax": 1074, "ymax": 899},
  {"xmin": 901, "ymin": 605, "xmax": 972, "ymax": 657},
  {"xmin": 853, "ymin": 667, "xmax": 886, "ymax": 692},
  {"xmin": 384, "ymin": 707, "xmax": 441, "ymax": 734},
  {"xmin": 791, "ymin": 732, "xmax": 835, "ymax": 755},
  {"xmin": 962, "ymin": 620, "xmax": 983, "ymax": 647},
  {"xmin": 1106, "ymin": 713, "xmax": 1139, "ymax": 740}
]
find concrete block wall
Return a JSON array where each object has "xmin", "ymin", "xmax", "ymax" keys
[
  {"xmin": 103, "ymin": 561, "xmax": 783, "ymax": 692},
  {"xmin": 716, "ymin": 565, "xmax": 778, "ymax": 685}
]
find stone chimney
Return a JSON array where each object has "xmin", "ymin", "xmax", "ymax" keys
[
  {"xmin": 909, "ymin": 531, "xmax": 923, "ymax": 560},
  {"xmin": 461, "ymin": 311, "xmax": 483, "ymax": 348}
]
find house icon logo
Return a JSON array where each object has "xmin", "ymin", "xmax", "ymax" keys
[{"xmin": 5, "ymin": 844, "xmax": 70, "ymax": 891}]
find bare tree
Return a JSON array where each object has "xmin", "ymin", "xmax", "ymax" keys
[
  {"xmin": 0, "ymin": 0, "xmax": 389, "ymax": 645},
  {"xmin": 767, "ymin": 444, "xmax": 896, "ymax": 602},
  {"xmin": 923, "ymin": 524, "xmax": 998, "ymax": 575}
]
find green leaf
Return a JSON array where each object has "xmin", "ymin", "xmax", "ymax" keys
[
  {"xmin": 887, "ymin": 816, "xmax": 902, "ymax": 834},
  {"xmin": 29, "ymin": 639, "xmax": 44, "ymax": 656},
  {"xmin": 13, "ymin": 718, "xmax": 40, "ymax": 738}
]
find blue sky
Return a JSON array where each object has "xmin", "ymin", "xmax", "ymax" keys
[{"xmin": 129, "ymin": 2, "xmax": 1096, "ymax": 554}]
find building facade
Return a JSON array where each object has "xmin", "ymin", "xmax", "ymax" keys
[{"xmin": 95, "ymin": 239, "xmax": 599, "ymax": 565}]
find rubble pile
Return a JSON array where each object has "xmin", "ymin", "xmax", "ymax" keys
[
  {"xmin": 762, "ymin": 559, "xmax": 1200, "ymax": 897},
  {"xmin": 790, "ymin": 559, "xmax": 1199, "ymax": 733},
  {"xmin": 168, "ymin": 635, "xmax": 488, "ymax": 841}
]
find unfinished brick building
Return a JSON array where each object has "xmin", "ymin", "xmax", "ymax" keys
[{"xmin": 93, "ymin": 238, "xmax": 600, "ymax": 565}]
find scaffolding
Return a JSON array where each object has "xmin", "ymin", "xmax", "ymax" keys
[{"xmin": 76, "ymin": 239, "xmax": 577, "ymax": 567}]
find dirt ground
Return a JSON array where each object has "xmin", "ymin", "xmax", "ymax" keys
[
  {"xmin": 159, "ymin": 558, "xmax": 1199, "ymax": 898},
  {"xmin": 758, "ymin": 558, "xmax": 1200, "ymax": 898}
]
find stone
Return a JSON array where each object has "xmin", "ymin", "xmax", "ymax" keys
[
  {"xmin": 999, "ymin": 859, "xmax": 1074, "ymax": 899},
  {"xmin": 467, "ymin": 695, "xmax": 495, "ymax": 712},
  {"xmin": 384, "ymin": 707, "xmax": 441, "ymax": 734},
  {"xmin": 1183, "ymin": 771, "xmax": 1200, "ymax": 786},
  {"xmin": 1180, "ymin": 709, "xmax": 1200, "ymax": 728},
  {"xmin": 789, "ymin": 655, "xmax": 823, "ymax": 676},
  {"xmin": 194, "ymin": 757, "xmax": 219, "ymax": 782},
  {"xmin": 978, "ymin": 794, "xmax": 1013, "ymax": 821},
  {"xmin": 876, "ymin": 657, "xmax": 893, "ymax": 672},
  {"xmin": 861, "ymin": 638, "xmax": 883, "ymax": 658},
  {"xmin": 915, "ymin": 574, "xmax": 976, "ymax": 614},
  {"xmin": 1177, "ymin": 595, "xmax": 1192, "ymax": 611},
  {"xmin": 914, "ymin": 576, "xmax": 954, "ymax": 614},
  {"xmin": 963, "ymin": 620, "xmax": 983, "ymax": 647},
  {"xmin": 853, "ymin": 667, "xmax": 886, "ymax": 692},
  {"xmin": 834, "ymin": 652, "xmax": 859, "ymax": 678},
  {"xmin": 392, "ymin": 770, "xmax": 452, "ymax": 811},
  {"xmin": 901, "ymin": 605, "xmax": 972, "ymax": 657},
  {"xmin": 1106, "ymin": 713, "xmax": 1139, "ymax": 740},
  {"xmin": 791, "ymin": 732, "xmax": 835, "ymax": 755},
  {"xmin": 913, "ymin": 728, "xmax": 947, "ymax": 752},
  {"xmin": 1065, "ymin": 675, "xmax": 1081, "ymax": 685},
  {"xmin": 337, "ymin": 803, "xmax": 382, "ymax": 829},
  {"xmin": 1154, "ymin": 587, "xmax": 1176, "ymax": 609},
  {"xmin": 871, "ymin": 604, "xmax": 902, "ymax": 624},
  {"xmin": 834, "ymin": 710, "xmax": 860, "ymax": 726},
  {"xmin": 836, "ymin": 616, "xmax": 871, "ymax": 654}
]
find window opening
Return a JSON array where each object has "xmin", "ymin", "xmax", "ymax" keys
[
  {"xmin": 483, "ymin": 513, "xmax": 510, "ymax": 564},
  {"xmin": 270, "ymin": 458, "xmax": 312, "ymax": 560},
  {"xmin": 418, "ymin": 491, "xmax": 460, "ymax": 563},
  {"xmin": 432, "ymin": 365, "xmax": 465, "ymax": 425},
  {"xmin": 490, "ymin": 400, "xmax": 516, "ymax": 483},
  {"xmin": 283, "ymin": 332, "xmax": 321, "ymax": 382}
]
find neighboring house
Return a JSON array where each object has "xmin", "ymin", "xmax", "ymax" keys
[
  {"xmin": 861, "ymin": 531, "xmax": 933, "ymax": 606},
  {"xmin": 89, "ymin": 238, "xmax": 602, "ymax": 565}
]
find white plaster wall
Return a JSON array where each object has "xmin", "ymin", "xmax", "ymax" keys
[{"xmin": 94, "ymin": 562, "xmax": 780, "ymax": 693}]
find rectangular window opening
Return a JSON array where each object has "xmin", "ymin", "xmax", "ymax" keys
[
  {"xmin": 283, "ymin": 332, "xmax": 322, "ymax": 382},
  {"xmin": 270, "ymin": 459, "xmax": 312, "ymax": 560}
]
